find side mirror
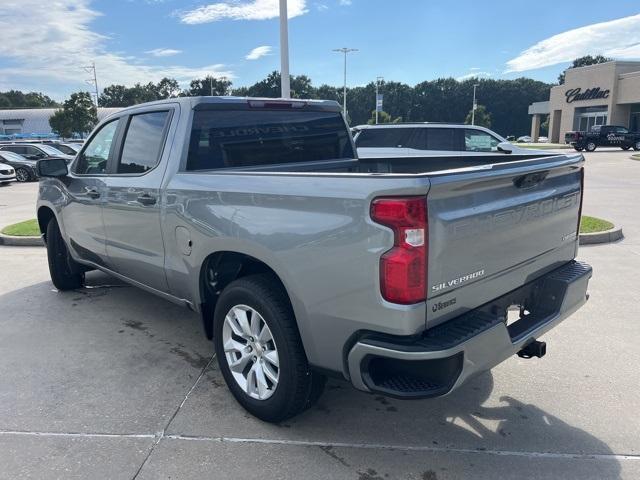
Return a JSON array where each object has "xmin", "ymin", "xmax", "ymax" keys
[
  {"xmin": 497, "ymin": 142, "xmax": 513, "ymax": 154},
  {"xmin": 26, "ymin": 154, "xmax": 40, "ymax": 160},
  {"xmin": 37, "ymin": 158, "xmax": 68, "ymax": 178}
]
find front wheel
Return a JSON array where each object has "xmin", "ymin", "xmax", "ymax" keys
[
  {"xmin": 585, "ymin": 142, "xmax": 597, "ymax": 152},
  {"xmin": 621, "ymin": 146, "xmax": 631, "ymax": 151},
  {"xmin": 213, "ymin": 274, "xmax": 325, "ymax": 422},
  {"xmin": 46, "ymin": 218, "xmax": 84, "ymax": 290},
  {"xmin": 634, "ymin": 141, "xmax": 640, "ymax": 151},
  {"xmin": 574, "ymin": 146, "xmax": 583, "ymax": 152},
  {"xmin": 15, "ymin": 167, "xmax": 32, "ymax": 182}
]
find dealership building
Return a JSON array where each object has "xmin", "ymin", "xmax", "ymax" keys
[
  {"xmin": 0, "ymin": 108, "xmax": 121, "ymax": 137},
  {"xmin": 529, "ymin": 61, "xmax": 640, "ymax": 142}
]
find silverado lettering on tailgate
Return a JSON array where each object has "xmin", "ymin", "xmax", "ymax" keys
[{"xmin": 448, "ymin": 191, "xmax": 580, "ymax": 239}]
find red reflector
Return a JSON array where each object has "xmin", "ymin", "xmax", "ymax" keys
[{"xmin": 371, "ymin": 197, "xmax": 427, "ymax": 304}]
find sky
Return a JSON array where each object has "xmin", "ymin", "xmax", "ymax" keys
[{"xmin": 0, "ymin": 0, "xmax": 639, "ymax": 101}]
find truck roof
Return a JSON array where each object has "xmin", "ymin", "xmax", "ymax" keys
[{"xmin": 107, "ymin": 96, "xmax": 342, "ymax": 114}]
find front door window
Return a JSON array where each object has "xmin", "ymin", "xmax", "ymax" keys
[{"xmin": 74, "ymin": 120, "xmax": 119, "ymax": 175}]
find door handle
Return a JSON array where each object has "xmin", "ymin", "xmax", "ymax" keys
[
  {"xmin": 136, "ymin": 193, "xmax": 157, "ymax": 206},
  {"xmin": 84, "ymin": 187, "xmax": 100, "ymax": 199}
]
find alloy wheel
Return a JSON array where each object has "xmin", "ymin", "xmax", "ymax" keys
[
  {"xmin": 15, "ymin": 168, "xmax": 29, "ymax": 182},
  {"xmin": 222, "ymin": 304, "xmax": 280, "ymax": 400}
]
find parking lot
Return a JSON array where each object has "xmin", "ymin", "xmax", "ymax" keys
[{"xmin": 0, "ymin": 149, "xmax": 639, "ymax": 479}]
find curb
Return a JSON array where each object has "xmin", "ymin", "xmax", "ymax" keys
[
  {"xmin": 579, "ymin": 226, "xmax": 623, "ymax": 245},
  {"xmin": 0, "ymin": 233, "xmax": 44, "ymax": 246},
  {"xmin": 0, "ymin": 227, "xmax": 625, "ymax": 247},
  {"xmin": 630, "ymin": 155, "xmax": 640, "ymax": 161}
]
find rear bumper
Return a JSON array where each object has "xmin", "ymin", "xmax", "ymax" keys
[{"xmin": 347, "ymin": 260, "xmax": 592, "ymax": 398}]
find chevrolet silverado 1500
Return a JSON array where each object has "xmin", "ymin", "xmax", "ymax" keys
[{"xmin": 36, "ymin": 97, "xmax": 592, "ymax": 422}]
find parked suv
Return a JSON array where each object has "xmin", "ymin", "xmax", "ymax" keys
[
  {"xmin": 0, "ymin": 143, "xmax": 74, "ymax": 162},
  {"xmin": 353, "ymin": 123, "xmax": 542, "ymax": 158},
  {"xmin": 0, "ymin": 150, "xmax": 38, "ymax": 182}
]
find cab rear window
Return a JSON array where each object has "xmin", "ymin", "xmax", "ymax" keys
[{"xmin": 186, "ymin": 110, "xmax": 354, "ymax": 170}]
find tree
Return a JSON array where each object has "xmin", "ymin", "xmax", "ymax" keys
[
  {"xmin": 465, "ymin": 104, "xmax": 491, "ymax": 128},
  {"xmin": 156, "ymin": 77, "xmax": 181, "ymax": 99},
  {"xmin": 185, "ymin": 76, "xmax": 232, "ymax": 96},
  {"xmin": 231, "ymin": 71, "xmax": 316, "ymax": 99},
  {"xmin": 49, "ymin": 92, "xmax": 97, "ymax": 138},
  {"xmin": 366, "ymin": 110, "xmax": 402, "ymax": 124},
  {"xmin": 558, "ymin": 55, "xmax": 612, "ymax": 84},
  {"xmin": 99, "ymin": 78, "xmax": 182, "ymax": 107},
  {"xmin": 49, "ymin": 109, "xmax": 74, "ymax": 138},
  {"xmin": 0, "ymin": 90, "xmax": 58, "ymax": 108}
]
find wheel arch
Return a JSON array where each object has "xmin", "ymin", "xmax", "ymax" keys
[
  {"xmin": 198, "ymin": 251, "xmax": 294, "ymax": 340},
  {"xmin": 37, "ymin": 206, "xmax": 56, "ymax": 243}
]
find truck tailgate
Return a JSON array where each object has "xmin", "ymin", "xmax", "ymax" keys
[{"xmin": 426, "ymin": 154, "xmax": 584, "ymax": 327}]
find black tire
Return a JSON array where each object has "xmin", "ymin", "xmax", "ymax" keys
[
  {"xmin": 213, "ymin": 274, "xmax": 326, "ymax": 422},
  {"xmin": 634, "ymin": 141, "xmax": 640, "ymax": 151},
  {"xmin": 585, "ymin": 142, "xmax": 597, "ymax": 152},
  {"xmin": 621, "ymin": 146, "xmax": 631, "ymax": 151},
  {"xmin": 15, "ymin": 167, "xmax": 32, "ymax": 182},
  {"xmin": 574, "ymin": 146, "xmax": 583, "ymax": 152},
  {"xmin": 46, "ymin": 218, "xmax": 84, "ymax": 290}
]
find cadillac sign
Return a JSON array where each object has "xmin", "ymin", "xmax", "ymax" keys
[{"xmin": 565, "ymin": 87, "xmax": 610, "ymax": 103}]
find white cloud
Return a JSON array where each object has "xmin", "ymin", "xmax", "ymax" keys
[
  {"xmin": 146, "ymin": 48, "xmax": 182, "ymax": 57},
  {"xmin": 0, "ymin": 0, "xmax": 233, "ymax": 98},
  {"xmin": 179, "ymin": 0, "xmax": 307, "ymax": 24},
  {"xmin": 245, "ymin": 45, "xmax": 272, "ymax": 60},
  {"xmin": 505, "ymin": 14, "xmax": 640, "ymax": 72},
  {"xmin": 338, "ymin": 0, "xmax": 352, "ymax": 5},
  {"xmin": 457, "ymin": 71, "xmax": 491, "ymax": 81}
]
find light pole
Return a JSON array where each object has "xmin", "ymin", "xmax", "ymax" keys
[
  {"xmin": 471, "ymin": 83, "xmax": 479, "ymax": 125},
  {"xmin": 83, "ymin": 62, "xmax": 99, "ymax": 106},
  {"xmin": 333, "ymin": 47, "xmax": 358, "ymax": 119},
  {"xmin": 279, "ymin": 0, "xmax": 291, "ymax": 98},
  {"xmin": 375, "ymin": 76, "xmax": 384, "ymax": 124}
]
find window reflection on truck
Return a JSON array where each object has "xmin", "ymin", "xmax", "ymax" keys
[{"xmin": 447, "ymin": 191, "xmax": 580, "ymax": 239}]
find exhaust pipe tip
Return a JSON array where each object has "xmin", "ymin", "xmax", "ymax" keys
[{"xmin": 517, "ymin": 340, "xmax": 546, "ymax": 359}]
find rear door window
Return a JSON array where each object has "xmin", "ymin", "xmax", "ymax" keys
[
  {"xmin": 2, "ymin": 146, "xmax": 26, "ymax": 155},
  {"xmin": 425, "ymin": 128, "xmax": 459, "ymax": 151},
  {"xmin": 355, "ymin": 128, "xmax": 411, "ymax": 148},
  {"xmin": 116, "ymin": 111, "xmax": 170, "ymax": 174}
]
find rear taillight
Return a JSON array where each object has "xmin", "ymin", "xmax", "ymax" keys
[{"xmin": 371, "ymin": 196, "xmax": 427, "ymax": 304}]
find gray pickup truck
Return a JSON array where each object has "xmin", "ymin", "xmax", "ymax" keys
[{"xmin": 36, "ymin": 97, "xmax": 592, "ymax": 422}]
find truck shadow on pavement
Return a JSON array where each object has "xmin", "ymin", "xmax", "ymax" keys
[{"xmin": 0, "ymin": 271, "xmax": 624, "ymax": 479}]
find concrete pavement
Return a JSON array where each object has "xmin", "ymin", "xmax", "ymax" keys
[{"xmin": 0, "ymin": 149, "xmax": 639, "ymax": 479}]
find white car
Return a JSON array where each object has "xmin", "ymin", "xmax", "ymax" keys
[
  {"xmin": 0, "ymin": 162, "xmax": 16, "ymax": 184},
  {"xmin": 354, "ymin": 124, "xmax": 544, "ymax": 159}
]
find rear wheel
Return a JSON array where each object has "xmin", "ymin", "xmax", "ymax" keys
[
  {"xmin": 15, "ymin": 167, "xmax": 32, "ymax": 182},
  {"xmin": 46, "ymin": 218, "xmax": 84, "ymax": 290},
  {"xmin": 574, "ymin": 146, "xmax": 583, "ymax": 152},
  {"xmin": 585, "ymin": 142, "xmax": 597, "ymax": 152},
  {"xmin": 213, "ymin": 274, "xmax": 326, "ymax": 422}
]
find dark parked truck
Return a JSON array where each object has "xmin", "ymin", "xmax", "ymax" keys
[
  {"xmin": 565, "ymin": 124, "xmax": 640, "ymax": 152},
  {"xmin": 36, "ymin": 97, "xmax": 592, "ymax": 422}
]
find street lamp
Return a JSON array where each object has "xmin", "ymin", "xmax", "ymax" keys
[
  {"xmin": 375, "ymin": 76, "xmax": 384, "ymax": 124},
  {"xmin": 333, "ymin": 47, "xmax": 358, "ymax": 118},
  {"xmin": 471, "ymin": 83, "xmax": 479, "ymax": 125},
  {"xmin": 279, "ymin": 0, "xmax": 291, "ymax": 98}
]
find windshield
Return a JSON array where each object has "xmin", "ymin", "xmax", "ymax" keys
[
  {"xmin": 186, "ymin": 109, "xmax": 354, "ymax": 170},
  {"xmin": 39, "ymin": 144, "xmax": 69, "ymax": 156},
  {"xmin": 0, "ymin": 150, "xmax": 30, "ymax": 162}
]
